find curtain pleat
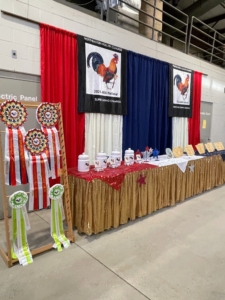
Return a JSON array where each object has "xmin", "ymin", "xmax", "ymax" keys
[
  {"xmin": 122, "ymin": 51, "xmax": 172, "ymax": 155},
  {"xmin": 189, "ymin": 72, "xmax": 202, "ymax": 147},
  {"xmin": 85, "ymin": 113, "xmax": 122, "ymax": 164},
  {"xmin": 172, "ymin": 117, "xmax": 188, "ymax": 149},
  {"xmin": 40, "ymin": 24, "xmax": 85, "ymax": 168}
]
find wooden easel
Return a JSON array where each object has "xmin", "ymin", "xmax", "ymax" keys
[{"xmin": 0, "ymin": 101, "xmax": 74, "ymax": 268}]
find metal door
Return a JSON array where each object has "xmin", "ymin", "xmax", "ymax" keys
[
  {"xmin": 0, "ymin": 71, "xmax": 40, "ymax": 219},
  {"xmin": 200, "ymin": 101, "xmax": 213, "ymax": 144}
]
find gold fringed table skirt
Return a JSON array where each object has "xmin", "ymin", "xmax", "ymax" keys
[{"xmin": 69, "ymin": 155, "xmax": 225, "ymax": 235}]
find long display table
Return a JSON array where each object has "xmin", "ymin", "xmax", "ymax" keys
[{"xmin": 68, "ymin": 155, "xmax": 224, "ymax": 235}]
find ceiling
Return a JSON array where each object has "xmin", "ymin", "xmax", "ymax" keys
[
  {"xmin": 166, "ymin": 0, "xmax": 225, "ymax": 35},
  {"xmin": 164, "ymin": 0, "xmax": 225, "ymax": 66}
]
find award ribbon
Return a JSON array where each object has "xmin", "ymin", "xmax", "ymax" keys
[
  {"xmin": 28, "ymin": 153, "xmax": 50, "ymax": 211},
  {"xmin": 42, "ymin": 127, "xmax": 61, "ymax": 179},
  {"xmin": 24, "ymin": 129, "xmax": 50, "ymax": 211},
  {"xmin": 9, "ymin": 191, "xmax": 33, "ymax": 266},
  {"xmin": 0, "ymin": 100, "xmax": 28, "ymax": 186},
  {"xmin": 36, "ymin": 103, "xmax": 61, "ymax": 179},
  {"xmin": 49, "ymin": 184, "xmax": 70, "ymax": 251}
]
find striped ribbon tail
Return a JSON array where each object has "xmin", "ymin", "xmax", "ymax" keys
[
  {"xmin": 42, "ymin": 127, "xmax": 61, "ymax": 179},
  {"xmin": 28, "ymin": 153, "xmax": 50, "ymax": 211},
  {"xmin": 9, "ymin": 191, "xmax": 33, "ymax": 266},
  {"xmin": 49, "ymin": 184, "xmax": 70, "ymax": 251},
  {"xmin": 18, "ymin": 127, "xmax": 29, "ymax": 184},
  {"xmin": 4, "ymin": 127, "xmax": 28, "ymax": 186}
]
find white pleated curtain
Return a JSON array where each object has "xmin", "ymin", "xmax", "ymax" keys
[
  {"xmin": 172, "ymin": 117, "xmax": 188, "ymax": 149},
  {"xmin": 85, "ymin": 113, "xmax": 123, "ymax": 164}
]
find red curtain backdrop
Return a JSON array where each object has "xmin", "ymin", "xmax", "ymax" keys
[
  {"xmin": 188, "ymin": 71, "xmax": 202, "ymax": 147},
  {"xmin": 40, "ymin": 24, "xmax": 84, "ymax": 168}
]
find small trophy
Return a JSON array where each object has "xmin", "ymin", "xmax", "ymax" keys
[
  {"xmin": 152, "ymin": 148, "xmax": 160, "ymax": 160},
  {"xmin": 141, "ymin": 146, "xmax": 153, "ymax": 161}
]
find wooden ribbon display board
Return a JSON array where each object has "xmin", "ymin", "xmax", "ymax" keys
[{"xmin": 0, "ymin": 101, "xmax": 74, "ymax": 268}]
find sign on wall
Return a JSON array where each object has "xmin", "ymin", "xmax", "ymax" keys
[
  {"xmin": 0, "ymin": 72, "xmax": 40, "ymax": 102},
  {"xmin": 200, "ymin": 101, "xmax": 213, "ymax": 144},
  {"xmin": 77, "ymin": 36, "xmax": 127, "ymax": 115},
  {"xmin": 169, "ymin": 64, "xmax": 193, "ymax": 117}
]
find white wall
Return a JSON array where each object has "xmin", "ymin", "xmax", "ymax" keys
[{"xmin": 0, "ymin": 0, "xmax": 225, "ymax": 143}]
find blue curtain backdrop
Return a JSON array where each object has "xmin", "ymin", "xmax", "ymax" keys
[{"xmin": 122, "ymin": 51, "xmax": 172, "ymax": 155}]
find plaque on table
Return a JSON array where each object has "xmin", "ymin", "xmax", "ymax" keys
[
  {"xmin": 219, "ymin": 142, "xmax": 225, "ymax": 150},
  {"xmin": 172, "ymin": 147, "xmax": 183, "ymax": 158},
  {"xmin": 214, "ymin": 142, "xmax": 221, "ymax": 151},
  {"xmin": 214, "ymin": 142, "xmax": 225, "ymax": 151},
  {"xmin": 185, "ymin": 145, "xmax": 195, "ymax": 156},
  {"xmin": 196, "ymin": 143, "xmax": 205, "ymax": 154},
  {"xmin": 205, "ymin": 142, "xmax": 214, "ymax": 153}
]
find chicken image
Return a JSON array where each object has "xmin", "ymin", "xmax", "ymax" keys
[
  {"xmin": 174, "ymin": 74, "xmax": 189, "ymax": 99},
  {"xmin": 87, "ymin": 52, "xmax": 119, "ymax": 89}
]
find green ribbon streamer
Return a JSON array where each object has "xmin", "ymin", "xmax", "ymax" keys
[
  {"xmin": 11, "ymin": 208, "xmax": 17, "ymax": 260},
  {"xmin": 57, "ymin": 199, "xmax": 70, "ymax": 248},
  {"xmin": 11, "ymin": 208, "xmax": 33, "ymax": 265},
  {"xmin": 50, "ymin": 184, "xmax": 70, "ymax": 251},
  {"xmin": 51, "ymin": 200, "xmax": 62, "ymax": 252},
  {"xmin": 20, "ymin": 209, "xmax": 33, "ymax": 265}
]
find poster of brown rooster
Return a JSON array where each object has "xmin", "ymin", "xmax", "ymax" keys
[
  {"xmin": 77, "ymin": 36, "xmax": 127, "ymax": 115},
  {"xmin": 86, "ymin": 43, "xmax": 121, "ymax": 96},
  {"xmin": 169, "ymin": 64, "xmax": 193, "ymax": 117}
]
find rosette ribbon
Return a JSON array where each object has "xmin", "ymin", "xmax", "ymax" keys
[
  {"xmin": 9, "ymin": 191, "xmax": 33, "ymax": 266},
  {"xmin": 49, "ymin": 184, "xmax": 70, "ymax": 251},
  {"xmin": 36, "ymin": 103, "xmax": 61, "ymax": 179},
  {"xmin": 0, "ymin": 100, "xmax": 28, "ymax": 186},
  {"xmin": 25, "ymin": 129, "xmax": 50, "ymax": 211}
]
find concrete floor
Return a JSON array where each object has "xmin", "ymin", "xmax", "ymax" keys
[{"xmin": 1, "ymin": 186, "xmax": 225, "ymax": 300}]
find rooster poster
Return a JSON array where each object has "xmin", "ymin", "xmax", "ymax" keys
[
  {"xmin": 78, "ymin": 36, "xmax": 127, "ymax": 115},
  {"xmin": 169, "ymin": 64, "xmax": 193, "ymax": 117}
]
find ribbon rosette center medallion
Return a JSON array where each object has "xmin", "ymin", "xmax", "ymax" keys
[{"xmin": 25, "ymin": 129, "xmax": 48, "ymax": 155}]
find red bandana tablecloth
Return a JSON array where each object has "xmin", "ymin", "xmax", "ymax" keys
[{"xmin": 68, "ymin": 163, "xmax": 158, "ymax": 190}]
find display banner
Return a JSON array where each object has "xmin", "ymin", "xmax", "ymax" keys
[
  {"xmin": 77, "ymin": 35, "xmax": 127, "ymax": 115},
  {"xmin": 169, "ymin": 64, "xmax": 193, "ymax": 117}
]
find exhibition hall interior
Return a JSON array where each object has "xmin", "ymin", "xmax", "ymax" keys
[{"xmin": 1, "ymin": 0, "xmax": 225, "ymax": 299}]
